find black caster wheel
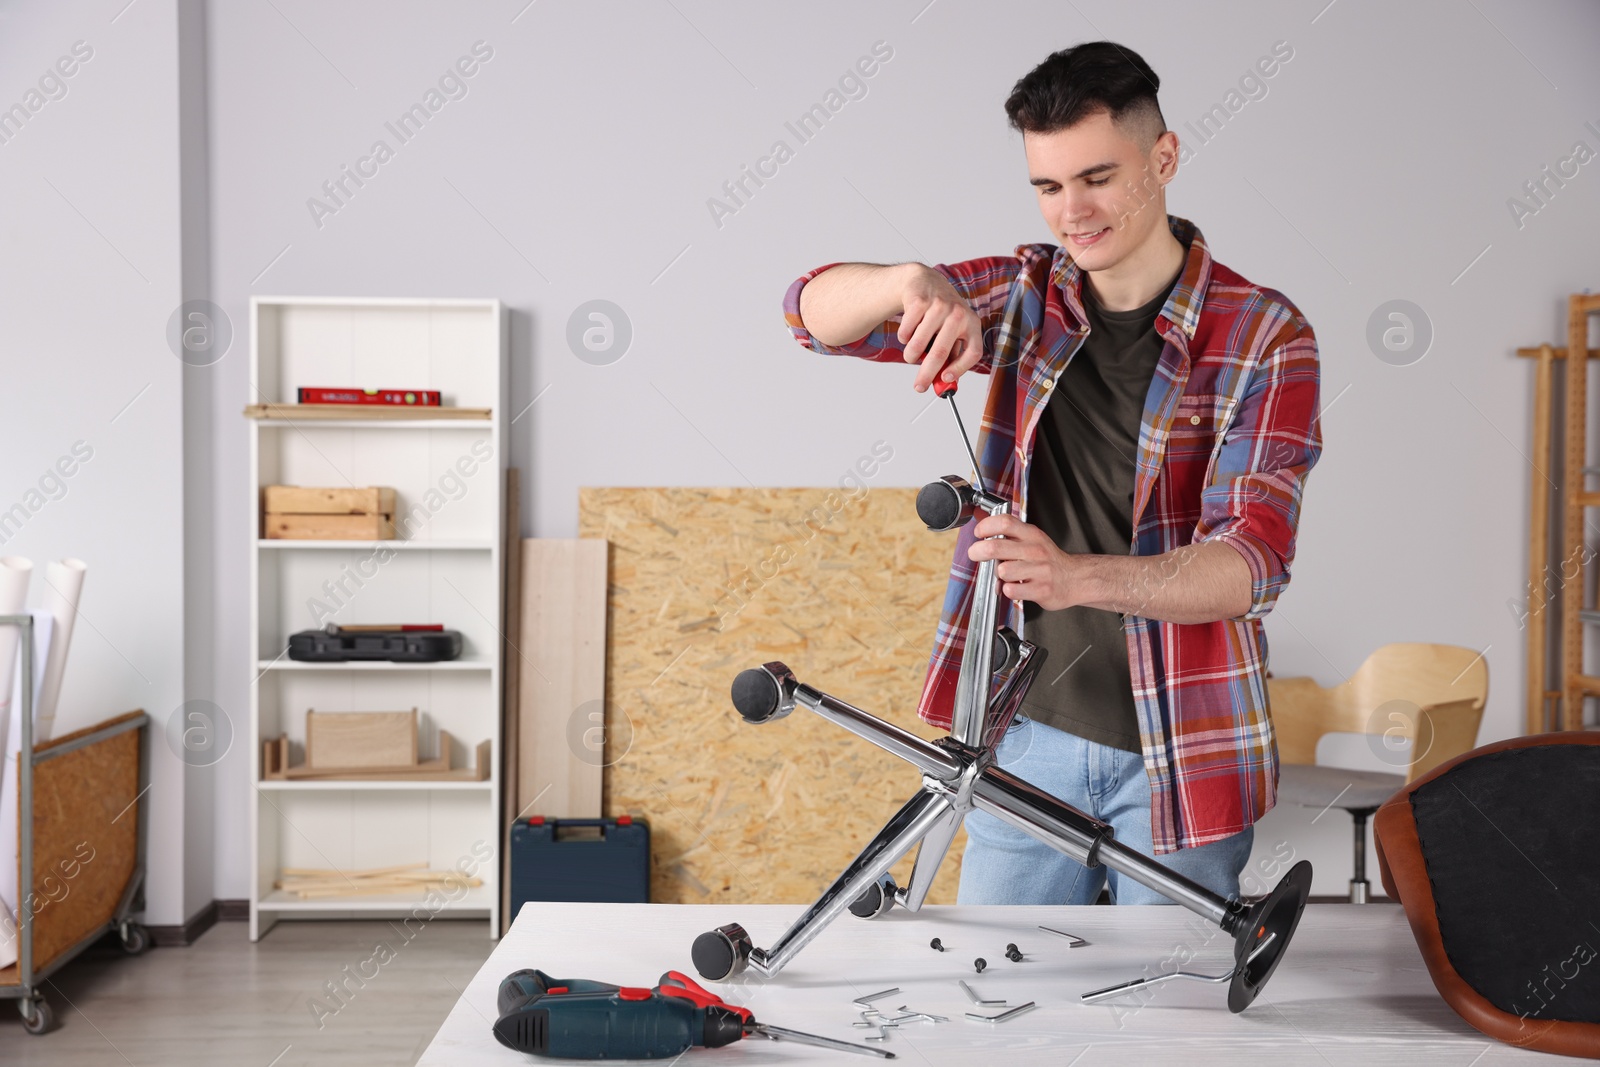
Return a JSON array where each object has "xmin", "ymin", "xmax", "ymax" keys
[
  {"xmin": 730, "ymin": 664, "xmax": 797, "ymax": 724},
  {"xmin": 848, "ymin": 873, "xmax": 898, "ymax": 919},
  {"xmin": 692, "ymin": 922, "xmax": 752, "ymax": 981},
  {"xmin": 119, "ymin": 920, "xmax": 150, "ymax": 956},
  {"xmin": 1228, "ymin": 860, "xmax": 1312, "ymax": 1013},
  {"xmin": 19, "ymin": 994, "xmax": 54, "ymax": 1035}
]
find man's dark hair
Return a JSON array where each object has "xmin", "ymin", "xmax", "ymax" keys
[{"xmin": 1004, "ymin": 42, "xmax": 1166, "ymax": 151}]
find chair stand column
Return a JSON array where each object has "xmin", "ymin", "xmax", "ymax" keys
[{"xmin": 1349, "ymin": 807, "xmax": 1377, "ymax": 903}]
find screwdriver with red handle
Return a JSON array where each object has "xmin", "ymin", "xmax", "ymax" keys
[
  {"xmin": 930, "ymin": 367, "xmax": 987, "ymax": 497},
  {"xmin": 492, "ymin": 967, "xmax": 893, "ymax": 1059}
]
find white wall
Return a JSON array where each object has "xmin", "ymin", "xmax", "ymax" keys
[
  {"xmin": 8, "ymin": 0, "xmax": 1600, "ymax": 910},
  {"xmin": 0, "ymin": 0, "xmax": 208, "ymax": 926}
]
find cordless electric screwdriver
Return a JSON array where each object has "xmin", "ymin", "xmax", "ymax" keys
[{"xmin": 492, "ymin": 967, "xmax": 892, "ymax": 1059}]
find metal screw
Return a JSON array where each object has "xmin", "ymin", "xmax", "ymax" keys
[
  {"xmin": 1007, "ymin": 948, "xmax": 1023, "ymax": 963},
  {"xmin": 974, "ymin": 957, "xmax": 987, "ymax": 973},
  {"xmin": 930, "ymin": 937, "xmax": 945, "ymax": 952},
  {"xmin": 1006, "ymin": 943, "xmax": 1019, "ymax": 955}
]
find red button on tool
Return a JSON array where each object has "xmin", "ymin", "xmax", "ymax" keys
[
  {"xmin": 618, "ymin": 987, "xmax": 653, "ymax": 1001},
  {"xmin": 617, "ymin": 815, "xmax": 632, "ymax": 826},
  {"xmin": 547, "ymin": 986, "xmax": 568, "ymax": 995},
  {"xmin": 529, "ymin": 816, "xmax": 545, "ymax": 826}
]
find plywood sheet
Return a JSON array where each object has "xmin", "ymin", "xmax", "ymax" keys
[
  {"xmin": 516, "ymin": 540, "xmax": 607, "ymax": 820},
  {"xmin": 578, "ymin": 487, "xmax": 965, "ymax": 905},
  {"xmin": 23, "ymin": 713, "xmax": 143, "ymax": 975}
]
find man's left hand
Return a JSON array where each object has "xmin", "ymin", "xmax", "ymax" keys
[{"xmin": 966, "ymin": 514, "xmax": 1081, "ymax": 611}]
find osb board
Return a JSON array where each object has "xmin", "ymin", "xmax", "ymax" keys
[
  {"xmin": 578, "ymin": 487, "xmax": 964, "ymax": 905},
  {"xmin": 12, "ymin": 714, "xmax": 143, "ymax": 976}
]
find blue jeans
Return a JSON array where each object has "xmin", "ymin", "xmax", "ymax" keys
[{"xmin": 956, "ymin": 715, "xmax": 1254, "ymax": 904}]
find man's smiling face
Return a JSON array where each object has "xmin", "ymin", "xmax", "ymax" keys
[{"xmin": 1023, "ymin": 108, "xmax": 1176, "ymax": 270}]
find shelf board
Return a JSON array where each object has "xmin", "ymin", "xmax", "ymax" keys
[
  {"xmin": 257, "ymin": 884, "xmax": 492, "ymax": 912},
  {"xmin": 251, "ymin": 417, "xmax": 492, "ymax": 430},
  {"xmin": 257, "ymin": 658, "xmax": 493, "ymax": 672},
  {"xmin": 246, "ymin": 403, "xmax": 490, "ymax": 421},
  {"xmin": 256, "ymin": 779, "xmax": 492, "ymax": 791},
  {"xmin": 257, "ymin": 539, "xmax": 492, "ymax": 551}
]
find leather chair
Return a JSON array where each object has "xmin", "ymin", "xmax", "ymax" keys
[
  {"xmin": 1375, "ymin": 732, "xmax": 1600, "ymax": 1057},
  {"xmin": 1268, "ymin": 643, "xmax": 1487, "ymax": 901}
]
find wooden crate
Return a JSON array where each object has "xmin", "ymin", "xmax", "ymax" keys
[
  {"xmin": 263, "ymin": 514, "xmax": 396, "ymax": 540},
  {"xmin": 263, "ymin": 486, "xmax": 396, "ymax": 515}
]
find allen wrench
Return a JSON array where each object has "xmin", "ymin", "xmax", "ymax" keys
[
  {"xmin": 959, "ymin": 979, "xmax": 1005, "ymax": 1007},
  {"xmin": 1039, "ymin": 925, "xmax": 1087, "ymax": 947},
  {"xmin": 1081, "ymin": 932, "xmax": 1280, "ymax": 1004},
  {"xmin": 966, "ymin": 1002, "xmax": 1037, "ymax": 1023}
]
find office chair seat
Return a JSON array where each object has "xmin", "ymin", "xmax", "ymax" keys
[{"xmin": 1278, "ymin": 762, "xmax": 1405, "ymax": 813}]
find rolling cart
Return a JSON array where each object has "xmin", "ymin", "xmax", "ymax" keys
[{"xmin": 0, "ymin": 614, "xmax": 151, "ymax": 1034}]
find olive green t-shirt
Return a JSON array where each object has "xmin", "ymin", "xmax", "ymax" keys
[{"xmin": 1019, "ymin": 266, "xmax": 1181, "ymax": 753}]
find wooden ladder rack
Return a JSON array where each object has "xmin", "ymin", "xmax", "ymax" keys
[{"xmin": 1517, "ymin": 290, "xmax": 1600, "ymax": 734}]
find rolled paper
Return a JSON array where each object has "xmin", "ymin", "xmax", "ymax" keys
[
  {"xmin": 34, "ymin": 558, "xmax": 86, "ymax": 744},
  {"xmin": 0, "ymin": 611, "xmax": 50, "ymax": 968},
  {"xmin": 0, "ymin": 557, "xmax": 33, "ymax": 801},
  {"xmin": 0, "ymin": 559, "xmax": 38, "ymax": 963}
]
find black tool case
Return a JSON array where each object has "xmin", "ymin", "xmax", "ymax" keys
[
  {"xmin": 287, "ymin": 627, "xmax": 463, "ymax": 662},
  {"xmin": 510, "ymin": 816, "xmax": 650, "ymax": 906}
]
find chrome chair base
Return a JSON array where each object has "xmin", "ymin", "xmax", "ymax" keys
[
  {"xmin": 691, "ymin": 661, "xmax": 1313, "ymax": 1013},
  {"xmin": 690, "ymin": 472, "xmax": 1311, "ymax": 1013}
]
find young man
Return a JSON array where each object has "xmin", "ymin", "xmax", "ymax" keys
[{"xmin": 781, "ymin": 42, "xmax": 1322, "ymax": 905}]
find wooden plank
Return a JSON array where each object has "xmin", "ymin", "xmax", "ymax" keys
[
  {"xmin": 281, "ymin": 862, "xmax": 426, "ymax": 877},
  {"xmin": 264, "ymin": 726, "xmax": 488, "ymax": 781},
  {"xmin": 282, "ymin": 733, "xmax": 483, "ymax": 781},
  {"xmin": 264, "ymin": 513, "xmax": 396, "ymax": 540},
  {"xmin": 262, "ymin": 734, "xmax": 287, "ymax": 778},
  {"xmin": 1516, "ymin": 345, "xmax": 1600, "ymax": 359},
  {"xmin": 517, "ymin": 540, "xmax": 607, "ymax": 821},
  {"xmin": 500, "ymin": 468, "xmax": 522, "ymax": 936},
  {"xmin": 263, "ymin": 485, "xmax": 396, "ymax": 515},
  {"xmin": 244, "ymin": 403, "xmax": 491, "ymax": 421},
  {"xmin": 1562, "ymin": 296, "xmax": 1594, "ymax": 730},
  {"xmin": 306, "ymin": 709, "xmax": 418, "ymax": 768},
  {"xmin": 1528, "ymin": 344, "xmax": 1554, "ymax": 734},
  {"xmin": 577, "ymin": 487, "xmax": 964, "ymax": 906}
]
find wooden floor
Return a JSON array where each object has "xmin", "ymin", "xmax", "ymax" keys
[{"xmin": 2, "ymin": 919, "xmax": 498, "ymax": 1065}]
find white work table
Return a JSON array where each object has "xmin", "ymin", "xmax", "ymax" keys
[{"xmin": 419, "ymin": 902, "xmax": 1533, "ymax": 1065}]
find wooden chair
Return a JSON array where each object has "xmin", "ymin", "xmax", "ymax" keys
[{"xmin": 1267, "ymin": 643, "xmax": 1488, "ymax": 902}]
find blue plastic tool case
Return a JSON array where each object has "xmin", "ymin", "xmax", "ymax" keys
[{"xmin": 509, "ymin": 816, "xmax": 650, "ymax": 907}]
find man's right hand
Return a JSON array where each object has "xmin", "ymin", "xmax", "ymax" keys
[{"xmin": 898, "ymin": 265, "xmax": 985, "ymax": 393}]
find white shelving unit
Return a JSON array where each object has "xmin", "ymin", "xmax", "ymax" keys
[{"xmin": 247, "ymin": 296, "xmax": 507, "ymax": 941}]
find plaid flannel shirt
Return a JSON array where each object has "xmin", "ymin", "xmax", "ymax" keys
[{"xmin": 781, "ymin": 214, "xmax": 1322, "ymax": 854}]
